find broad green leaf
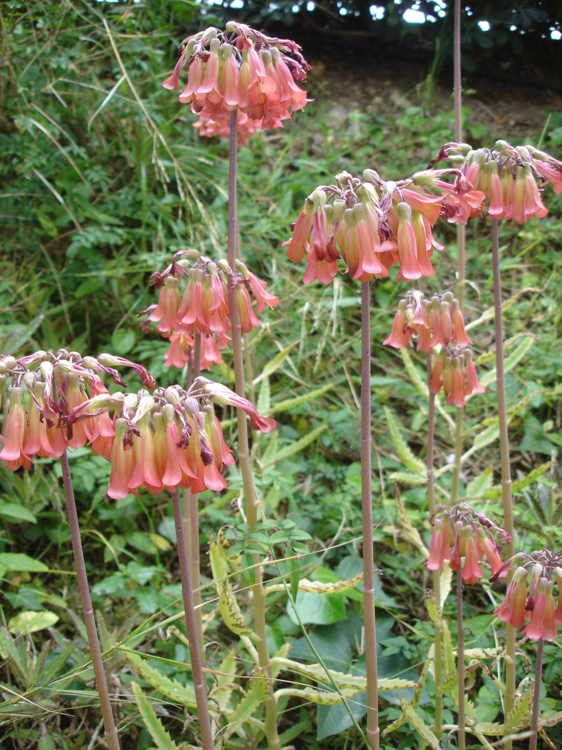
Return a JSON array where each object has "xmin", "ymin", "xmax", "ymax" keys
[
  {"xmin": 8, "ymin": 611, "xmax": 59, "ymax": 634},
  {"xmin": 287, "ymin": 591, "xmax": 346, "ymax": 626},
  {"xmin": 288, "ymin": 628, "xmax": 352, "ymax": 672},
  {"xmin": 0, "ymin": 553, "xmax": 49, "ymax": 573},
  {"xmin": 125, "ymin": 652, "xmax": 196, "ymax": 707},
  {"xmin": 483, "ymin": 461, "xmax": 553, "ymax": 499},
  {"xmin": 400, "ymin": 697, "xmax": 442, "ymax": 750},
  {"xmin": 0, "ymin": 501, "xmax": 37, "ymax": 524},
  {"xmin": 262, "ymin": 424, "xmax": 328, "ymax": 467},
  {"xmin": 384, "ymin": 407, "xmax": 426, "ymax": 474},
  {"xmin": 131, "ymin": 681, "xmax": 179, "ymax": 750},
  {"xmin": 252, "ymin": 341, "xmax": 298, "ymax": 385}
]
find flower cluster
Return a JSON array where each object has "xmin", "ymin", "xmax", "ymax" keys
[
  {"xmin": 493, "ymin": 550, "xmax": 562, "ymax": 642},
  {"xmin": 284, "ymin": 168, "xmax": 479, "ymax": 284},
  {"xmin": 139, "ymin": 250, "xmax": 278, "ymax": 370},
  {"xmin": 384, "ymin": 290, "xmax": 471, "ymax": 352},
  {"xmin": 66, "ymin": 377, "xmax": 276, "ymax": 500},
  {"xmin": 163, "ymin": 22, "xmax": 310, "ymax": 141},
  {"xmin": 433, "ymin": 140, "xmax": 562, "ymax": 225},
  {"xmin": 0, "ymin": 351, "xmax": 155, "ymax": 471},
  {"xmin": 383, "ymin": 290, "xmax": 484, "ymax": 407},
  {"xmin": 427, "ymin": 504, "xmax": 510, "ymax": 585}
]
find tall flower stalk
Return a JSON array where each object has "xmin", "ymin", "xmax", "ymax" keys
[
  {"xmin": 491, "ymin": 218, "xmax": 516, "ymax": 738},
  {"xmin": 361, "ymin": 280, "xmax": 380, "ymax": 750},
  {"xmin": 61, "ymin": 451, "xmax": 121, "ymax": 750},
  {"xmin": 171, "ymin": 488, "xmax": 215, "ymax": 750},
  {"xmin": 227, "ymin": 109, "xmax": 281, "ymax": 750}
]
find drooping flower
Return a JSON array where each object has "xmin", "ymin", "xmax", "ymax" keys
[
  {"xmin": 495, "ymin": 567, "xmax": 529, "ymax": 629},
  {"xmin": 164, "ymin": 22, "xmax": 310, "ymax": 143}
]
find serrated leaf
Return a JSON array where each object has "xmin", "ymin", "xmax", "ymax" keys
[
  {"xmin": 505, "ymin": 689, "xmax": 532, "ymax": 730},
  {"xmin": 219, "ymin": 581, "xmax": 254, "ymax": 637},
  {"xmin": 265, "ymin": 572, "xmax": 364, "ymax": 597},
  {"xmin": 131, "ymin": 681, "xmax": 179, "ymax": 750},
  {"xmin": 209, "ymin": 534, "xmax": 228, "ymax": 583},
  {"xmin": 262, "ymin": 424, "xmax": 328, "ymax": 467},
  {"xmin": 250, "ymin": 665, "xmax": 271, "ymax": 702},
  {"xmin": 274, "ymin": 657, "xmax": 417, "ymax": 692},
  {"xmin": 442, "ymin": 620, "xmax": 455, "ymax": 675},
  {"xmin": 437, "ymin": 670, "xmax": 458, "ymax": 695},
  {"xmin": 400, "ymin": 697, "xmax": 441, "ymax": 750},
  {"xmin": 223, "ymin": 691, "xmax": 259, "ymax": 740},
  {"xmin": 395, "ymin": 487, "xmax": 429, "ymax": 557},
  {"xmin": 483, "ymin": 462, "xmax": 553, "ymax": 500},
  {"xmin": 275, "ymin": 686, "xmax": 363, "ymax": 705},
  {"xmin": 425, "ymin": 590, "xmax": 441, "ymax": 624},
  {"xmin": 476, "ymin": 721, "xmax": 506, "ymax": 736},
  {"xmin": 384, "ymin": 407, "xmax": 426, "ymax": 473},
  {"xmin": 539, "ymin": 711, "xmax": 562, "ymax": 728},
  {"xmin": 124, "ymin": 652, "xmax": 196, "ymax": 708},
  {"xmin": 266, "ymin": 384, "xmax": 334, "ymax": 416},
  {"xmin": 388, "ymin": 471, "xmax": 427, "ymax": 485}
]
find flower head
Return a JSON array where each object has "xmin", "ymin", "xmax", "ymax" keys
[{"xmin": 164, "ymin": 23, "xmax": 310, "ymax": 143}]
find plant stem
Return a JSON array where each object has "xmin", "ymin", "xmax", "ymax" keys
[
  {"xmin": 171, "ymin": 488, "xmax": 214, "ymax": 750},
  {"xmin": 426, "ymin": 354, "xmax": 443, "ymax": 740},
  {"xmin": 456, "ymin": 569, "xmax": 466, "ymax": 750},
  {"xmin": 227, "ymin": 109, "xmax": 281, "ymax": 750},
  {"xmin": 60, "ymin": 451, "xmax": 121, "ymax": 750},
  {"xmin": 529, "ymin": 638, "xmax": 544, "ymax": 750},
  {"xmin": 361, "ymin": 280, "xmax": 380, "ymax": 750},
  {"xmin": 450, "ymin": 407, "xmax": 464, "ymax": 504},
  {"xmin": 190, "ymin": 333, "xmax": 205, "ymax": 668},
  {"xmin": 492, "ymin": 219, "xmax": 516, "ymax": 744}
]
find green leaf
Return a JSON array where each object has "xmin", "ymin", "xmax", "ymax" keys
[
  {"xmin": 504, "ymin": 688, "xmax": 532, "ymax": 730},
  {"xmin": 287, "ymin": 591, "xmax": 347, "ymax": 626},
  {"xmin": 465, "ymin": 469, "xmax": 494, "ymax": 498},
  {"xmin": 262, "ymin": 424, "xmax": 328, "ymax": 467},
  {"xmin": 400, "ymin": 697, "xmax": 441, "ymax": 750},
  {"xmin": 388, "ymin": 471, "xmax": 427, "ymax": 485},
  {"xmin": 336, "ymin": 555, "xmax": 397, "ymax": 606},
  {"xmin": 253, "ymin": 341, "xmax": 298, "ymax": 385},
  {"xmin": 0, "ymin": 553, "xmax": 49, "ymax": 573},
  {"xmin": 266, "ymin": 384, "xmax": 334, "ymax": 416},
  {"xmin": 287, "ymin": 552, "xmax": 300, "ymax": 603},
  {"xmin": 519, "ymin": 416, "xmax": 553, "ymax": 455},
  {"xmin": 0, "ymin": 501, "xmax": 37, "ymax": 524},
  {"xmin": 131, "ymin": 681, "xmax": 180, "ymax": 750},
  {"xmin": 288, "ymin": 628, "xmax": 352, "ymax": 672},
  {"xmin": 8, "ymin": 611, "xmax": 59, "ymax": 634},
  {"xmin": 480, "ymin": 335, "xmax": 534, "ymax": 387},
  {"xmin": 483, "ymin": 461, "xmax": 553, "ymax": 499},
  {"xmin": 124, "ymin": 652, "xmax": 196, "ymax": 708},
  {"xmin": 257, "ymin": 375, "xmax": 271, "ymax": 415},
  {"xmin": 384, "ymin": 407, "xmax": 426, "ymax": 473},
  {"xmin": 219, "ymin": 581, "xmax": 254, "ymax": 637}
]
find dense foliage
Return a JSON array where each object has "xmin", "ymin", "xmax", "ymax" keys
[{"xmin": 1, "ymin": 1, "xmax": 562, "ymax": 748}]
